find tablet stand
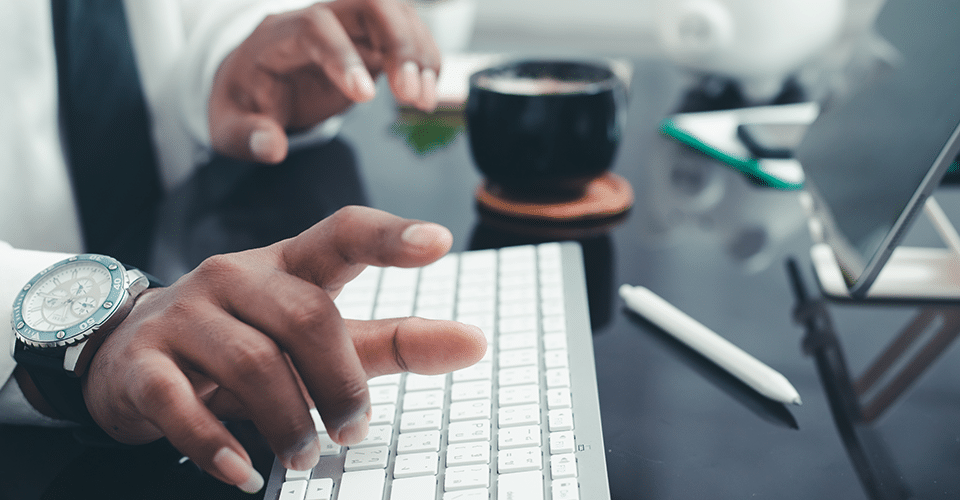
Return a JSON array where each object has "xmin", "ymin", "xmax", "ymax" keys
[
  {"xmin": 807, "ymin": 197, "xmax": 960, "ymax": 422},
  {"xmin": 811, "ymin": 197, "xmax": 960, "ymax": 301},
  {"xmin": 791, "ymin": 258, "xmax": 960, "ymax": 424}
]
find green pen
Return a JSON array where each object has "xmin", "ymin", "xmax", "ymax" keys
[{"xmin": 659, "ymin": 118, "xmax": 804, "ymax": 191}]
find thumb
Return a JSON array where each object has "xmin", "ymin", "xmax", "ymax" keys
[
  {"xmin": 210, "ymin": 111, "xmax": 289, "ymax": 164},
  {"xmin": 348, "ymin": 317, "xmax": 488, "ymax": 379}
]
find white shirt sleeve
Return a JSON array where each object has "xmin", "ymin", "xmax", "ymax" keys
[{"xmin": 0, "ymin": 241, "xmax": 75, "ymax": 426}]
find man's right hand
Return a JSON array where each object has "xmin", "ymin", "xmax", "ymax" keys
[{"xmin": 80, "ymin": 206, "xmax": 487, "ymax": 493}]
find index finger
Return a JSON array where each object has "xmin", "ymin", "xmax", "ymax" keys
[
  {"xmin": 274, "ymin": 205, "xmax": 453, "ymax": 291},
  {"xmin": 332, "ymin": 0, "xmax": 441, "ymax": 106}
]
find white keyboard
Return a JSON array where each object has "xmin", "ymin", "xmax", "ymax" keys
[{"xmin": 263, "ymin": 242, "xmax": 610, "ymax": 500}]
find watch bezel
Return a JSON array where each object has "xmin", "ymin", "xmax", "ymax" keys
[{"xmin": 12, "ymin": 254, "xmax": 128, "ymax": 348}]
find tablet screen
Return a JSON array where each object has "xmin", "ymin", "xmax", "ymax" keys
[{"xmin": 795, "ymin": 0, "xmax": 960, "ymax": 297}]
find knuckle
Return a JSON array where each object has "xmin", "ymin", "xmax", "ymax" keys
[
  {"xmin": 281, "ymin": 292, "xmax": 338, "ymax": 334},
  {"xmin": 298, "ymin": 8, "xmax": 327, "ymax": 35},
  {"xmin": 195, "ymin": 254, "xmax": 243, "ymax": 282},
  {"xmin": 225, "ymin": 339, "xmax": 285, "ymax": 384},
  {"xmin": 133, "ymin": 364, "xmax": 185, "ymax": 412},
  {"xmin": 329, "ymin": 205, "xmax": 369, "ymax": 232}
]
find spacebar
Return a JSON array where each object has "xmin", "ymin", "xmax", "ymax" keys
[
  {"xmin": 337, "ymin": 469, "xmax": 385, "ymax": 499},
  {"xmin": 498, "ymin": 470, "xmax": 544, "ymax": 499}
]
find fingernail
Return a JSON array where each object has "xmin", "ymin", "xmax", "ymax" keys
[
  {"xmin": 400, "ymin": 61, "xmax": 421, "ymax": 102},
  {"xmin": 333, "ymin": 411, "xmax": 370, "ymax": 446},
  {"xmin": 213, "ymin": 447, "xmax": 264, "ymax": 494},
  {"xmin": 419, "ymin": 68, "xmax": 438, "ymax": 112},
  {"xmin": 347, "ymin": 66, "xmax": 376, "ymax": 101},
  {"xmin": 288, "ymin": 434, "xmax": 322, "ymax": 471},
  {"xmin": 249, "ymin": 129, "xmax": 276, "ymax": 162},
  {"xmin": 401, "ymin": 223, "xmax": 451, "ymax": 249}
]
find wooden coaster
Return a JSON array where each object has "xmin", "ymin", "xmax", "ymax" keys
[{"xmin": 475, "ymin": 172, "xmax": 634, "ymax": 222}]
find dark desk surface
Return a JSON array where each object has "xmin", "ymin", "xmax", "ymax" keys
[{"xmin": 4, "ymin": 58, "xmax": 960, "ymax": 500}]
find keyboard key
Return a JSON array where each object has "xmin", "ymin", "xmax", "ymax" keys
[
  {"xmin": 446, "ymin": 442, "xmax": 490, "ymax": 466},
  {"xmin": 442, "ymin": 488, "xmax": 488, "ymax": 500},
  {"xmin": 450, "ymin": 381, "xmax": 492, "ymax": 401},
  {"xmin": 370, "ymin": 404, "xmax": 398, "ymax": 425},
  {"xmin": 317, "ymin": 434, "xmax": 342, "ymax": 456},
  {"xmin": 339, "ymin": 470, "xmax": 386, "ymax": 500},
  {"xmin": 498, "ymin": 470, "xmax": 544, "ymax": 499},
  {"xmin": 344, "ymin": 445, "xmax": 389, "ymax": 471},
  {"xmin": 498, "ymin": 404, "xmax": 541, "ymax": 427},
  {"xmin": 402, "ymin": 390, "xmax": 445, "ymax": 411},
  {"xmin": 499, "ymin": 287, "xmax": 536, "ymax": 302},
  {"xmin": 416, "ymin": 292, "xmax": 455, "ymax": 308},
  {"xmin": 278, "ymin": 479, "xmax": 307, "ymax": 500},
  {"xmin": 549, "ymin": 431, "xmax": 576, "ymax": 455},
  {"xmin": 397, "ymin": 430, "xmax": 441, "ymax": 454},
  {"xmin": 375, "ymin": 303, "xmax": 415, "ymax": 319},
  {"xmin": 552, "ymin": 478, "xmax": 580, "ymax": 500},
  {"xmin": 449, "ymin": 399, "xmax": 491, "ymax": 421},
  {"xmin": 349, "ymin": 424, "xmax": 393, "ymax": 448},
  {"xmin": 400, "ymin": 410, "xmax": 443, "ymax": 432},
  {"xmin": 452, "ymin": 362, "xmax": 492, "ymax": 382},
  {"xmin": 546, "ymin": 368, "xmax": 570, "ymax": 389},
  {"xmin": 542, "ymin": 315, "xmax": 566, "ymax": 333},
  {"xmin": 448, "ymin": 420, "xmax": 490, "ymax": 443},
  {"xmin": 305, "ymin": 478, "xmax": 333, "ymax": 500},
  {"xmin": 498, "ymin": 447, "xmax": 542, "ymax": 473},
  {"xmin": 498, "ymin": 425, "xmax": 541, "ymax": 450},
  {"xmin": 499, "ymin": 348, "xmax": 538, "ymax": 368},
  {"xmin": 393, "ymin": 451, "xmax": 439, "ymax": 478},
  {"xmin": 390, "ymin": 475, "xmax": 438, "ymax": 500},
  {"xmin": 542, "ymin": 333, "xmax": 567, "ymax": 351},
  {"xmin": 544, "ymin": 350, "xmax": 568, "ymax": 369},
  {"xmin": 444, "ymin": 465, "xmax": 490, "ymax": 491},
  {"xmin": 499, "ymin": 316, "xmax": 537, "ymax": 334},
  {"xmin": 285, "ymin": 468, "xmax": 311, "ymax": 481},
  {"xmin": 415, "ymin": 306, "xmax": 454, "ymax": 320},
  {"xmin": 546, "ymin": 388, "xmax": 572, "ymax": 410},
  {"xmin": 371, "ymin": 385, "xmax": 401, "ymax": 405},
  {"xmin": 498, "ymin": 300, "xmax": 537, "ymax": 318},
  {"xmin": 498, "ymin": 332, "xmax": 537, "ymax": 351},
  {"xmin": 454, "ymin": 298, "xmax": 495, "ymax": 314},
  {"xmin": 406, "ymin": 374, "xmax": 448, "ymax": 392},
  {"xmin": 548, "ymin": 409, "xmax": 574, "ymax": 432},
  {"xmin": 550, "ymin": 454, "xmax": 578, "ymax": 479},
  {"xmin": 498, "ymin": 366, "xmax": 539, "ymax": 387},
  {"xmin": 368, "ymin": 374, "xmax": 402, "ymax": 386},
  {"xmin": 541, "ymin": 298, "xmax": 565, "ymax": 316},
  {"xmin": 498, "ymin": 385, "xmax": 540, "ymax": 407}
]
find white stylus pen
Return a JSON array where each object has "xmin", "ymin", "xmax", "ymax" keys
[{"xmin": 619, "ymin": 284, "xmax": 802, "ymax": 406}]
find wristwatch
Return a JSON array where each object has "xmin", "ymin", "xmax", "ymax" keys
[{"xmin": 11, "ymin": 254, "xmax": 151, "ymax": 422}]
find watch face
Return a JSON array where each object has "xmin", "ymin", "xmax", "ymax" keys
[{"xmin": 12, "ymin": 254, "xmax": 126, "ymax": 347}]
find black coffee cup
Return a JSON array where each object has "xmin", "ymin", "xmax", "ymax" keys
[{"xmin": 465, "ymin": 60, "xmax": 627, "ymax": 197}]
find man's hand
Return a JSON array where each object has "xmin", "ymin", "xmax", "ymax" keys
[
  {"xmin": 80, "ymin": 206, "xmax": 486, "ymax": 493},
  {"xmin": 209, "ymin": 0, "xmax": 441, "ymax": 164}
]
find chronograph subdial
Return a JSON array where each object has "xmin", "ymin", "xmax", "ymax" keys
[{"xmin": 71, "ymin": 296, "xmax": 101, "ymax": 317}]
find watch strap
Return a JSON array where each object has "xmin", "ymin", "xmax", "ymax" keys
[{"xmin": 14, "ymin": 342, "xmax": 93, "ymax": 424}]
